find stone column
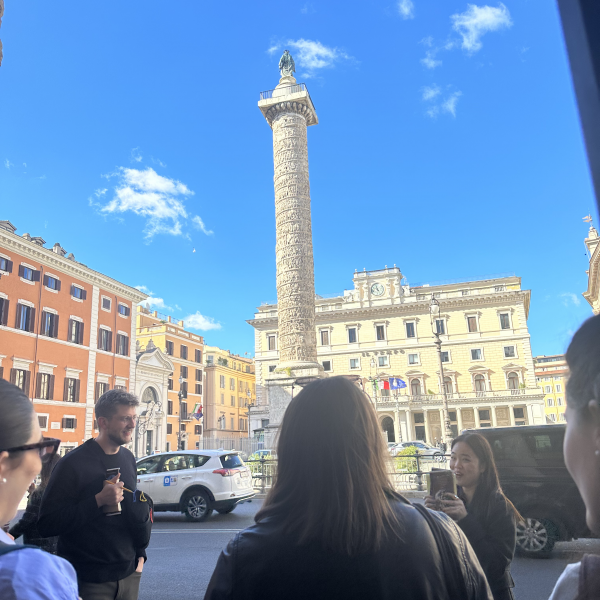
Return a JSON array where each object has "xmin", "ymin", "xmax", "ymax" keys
[
  {"xmin": 259, "ymin": 75, "xmax": 320, "ymax": 371},
  {"xmin": 456, "ymin": 408, "xmax": 463, "ymax": 433}
]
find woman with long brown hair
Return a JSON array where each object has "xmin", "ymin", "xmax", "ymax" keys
[
  {"xmin": 204, "ymin": 376, "xmax": 492, "ymax": 600},
  {"xmin": 426, "ymin": 432, "xmax": 519, "ymax": 600}
]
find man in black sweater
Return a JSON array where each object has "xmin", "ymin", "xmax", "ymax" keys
[{"xmin": 38, "ymin": 389, "xmax": 152, "ymax": 600}]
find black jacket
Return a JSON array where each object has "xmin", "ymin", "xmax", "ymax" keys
[
  {"xmin": 9, "ymin": 487, "xmax": 58, "ymax": 553},
  {"xmin": 204, "ymin": 497, "xmax": 493, "ymax": 600},
  {"xmin": 458, "ymin": 492, "xmax": 516, "ymax": 598},
  {"xmin": 38, "ymin": 439, "xmax": 152, "ymax": 584}
]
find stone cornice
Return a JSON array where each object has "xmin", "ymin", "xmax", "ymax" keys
[
  {"xmin": 248, "ymin": 290, "xmax": 531, "ymax": 328},
  {"xmin": 0, "ymin": 230, "xmax": 147, "ymax": 302},
  {"xmin": 266, "ymin": 101, "xmax": 317, "ymax": 127}
]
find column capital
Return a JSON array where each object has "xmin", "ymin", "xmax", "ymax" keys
[{"xmin": 259, "ymin": 84, "xmax": 318, "ymax": 128}]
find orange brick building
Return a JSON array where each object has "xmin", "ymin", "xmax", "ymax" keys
[{"xmin": 0, "ymin": 220, "xmax": 147, "ymax": 453}]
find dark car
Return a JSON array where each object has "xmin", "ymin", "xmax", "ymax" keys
[{"xmin": 469, "ymin": 425, "xmax": 592, "ymax": 557}]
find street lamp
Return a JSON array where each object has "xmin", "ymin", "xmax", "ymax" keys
[
  {"xmin": 178, "ymin": 375, "xmax": 184, "ymax": 450},
  {"xmin": 430, "ymin": 294, "xmax": 453, "ymax": 445}
]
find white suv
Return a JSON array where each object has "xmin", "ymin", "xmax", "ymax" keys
[{"xmin": 136, "ymin": 450, "xmax": 255, "ymax": 522}]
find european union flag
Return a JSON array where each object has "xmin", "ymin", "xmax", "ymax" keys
[{"xmin": 389, "ymin": 377, "xmax": 407, "ymax": 390}]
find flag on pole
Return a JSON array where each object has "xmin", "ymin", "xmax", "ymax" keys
[
  {"xmin": 583, "ymin": 215, "xmax": 593, "ymax": 223},
  {"xmin": 192, "ymin": 403, "xmax": 203, "ymax": 420},
  {"xmin": 389, "ymin": 377, "xmax": 407, "ymax": 390},
  {"xmin": 379, "ymin": 379, "xmax": 390, "ymax": 390}
]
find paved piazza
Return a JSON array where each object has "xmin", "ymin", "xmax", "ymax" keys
[{"xmin": 128, "ymin": 499, "xmax": 600, "ymax": 600}]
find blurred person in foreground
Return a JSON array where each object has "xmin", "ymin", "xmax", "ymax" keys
[
  {"xmin": 426, "ymin": 432, "xmax": 519, "ymax": 600},
  {"xmin": 9, "ymin": 453, "xmax": 60, "ymax": 552},
  {"xmin": 0, "ymin": 379, "xmax": 79, "ymax": 599},
  {"xmin": 204, "ymin": 376, "xmax": 492, "ymax": 600},
  {"xmin": 549, "ymin": 315, "xmax": 600, "ymax": 599},
  {"xmin": 38, "ymin": 389, "xmax": 152, "ymax": 600}
]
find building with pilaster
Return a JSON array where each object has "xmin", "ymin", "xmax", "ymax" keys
[
  {"xmin": 534, "ymin": 354, "xmax": 568, "ymax": 423},
  {"xmin": 249, "ymin": 267, "xmax": 546, "ymax": 444},
  {"xmin": 0, "ymin": 219, "xmax": 146, "ymax": 453},
  {"xmin": 203, "ymin": 346, "xmax": 255, "ymax": 440},
  {"xmin": 584, "ymin": 225, "xmax": 600, "ymax": 314},
  {"xmin": 136, "ymin": 307, "xmax": 205, "ymax": 452}
]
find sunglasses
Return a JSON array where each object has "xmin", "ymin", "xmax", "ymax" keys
[{"xmin": 0, "ymin": 437, "xmax": 61, "ymax": 462}]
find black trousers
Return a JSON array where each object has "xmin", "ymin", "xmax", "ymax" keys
[{"xmin": 78, "ymin": 571, "xmax": 142, "ymax": 600}]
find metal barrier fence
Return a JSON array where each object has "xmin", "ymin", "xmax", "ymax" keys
[{"xmin": 245, "ymin": 453, "xmax": 450, "ymax": 494}]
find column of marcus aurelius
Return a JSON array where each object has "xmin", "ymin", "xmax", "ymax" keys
[{"xmin": 257, "ymin": 52, "xmax": 324, "ymax": 438}]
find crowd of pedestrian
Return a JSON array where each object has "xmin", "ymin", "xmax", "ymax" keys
[{"xmin": 2, "ymin": 316, "xmax": 600, "ymax": 599}]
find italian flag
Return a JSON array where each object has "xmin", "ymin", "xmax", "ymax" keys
[{"xmin": 379, "ymin": 380, "xmax": 390, "ymax": 390}]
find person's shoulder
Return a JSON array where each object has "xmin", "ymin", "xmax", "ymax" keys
[
  {"xmin": 2, "ymin": 547, "xmax": 76, "ymax": 576},
  {"xmin": 59, "ymin": 440, "xmax": 92, "ymax": 462},
  {"xmin": 0, "ymin": 548, "xmax": 78, "ymax": 599},
  {"xmin": 549, "ymin": 562, "xmax": 580, "ymax": 600}
]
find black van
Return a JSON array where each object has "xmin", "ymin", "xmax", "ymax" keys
[{"xmin": 469, "ymin": 425, "xmax": 592, "ymax": 557}]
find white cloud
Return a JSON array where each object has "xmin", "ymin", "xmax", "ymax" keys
[
  {"xmin": 422, "ymin": 85, "xmax": 441, "ymax": 101},
  {"xmin": 38, "ymin": 175, "xmax": 47, "ymax": 180},
  {"xmin": 442, "ymin": 91, "xmax": 462, "ymax": 117},
  {"xmin": 151, "ymin": 157, "xmax": 167, "ymax": 168},
  {"xmin": 23, "ymin": 163, "xmax": 27, "ymax": 167},
  {"xmin": 267, "ymin": 45, "xmax": 280, "ymax": 55},
  {"xmin": 95, "ymin": 188, "xmax": 107, "ymax": 198},
  {"xmin": 4, "ymin": 159, "xmax": 13, "ymax": 169},
  {"xmin": 420, "ymin": 36, "xmax": 434, "ymax": 47},
  {"xmin": 283, "ymin": 39, "xmax": 351, "ymax": 77},
  {"xmin": 451, "ymin": 3, "xmax": 513, "ymax": 54},
  {"xmin": 398, "ymin": 0, "xmax": 415, "ymax": 19},
  {"xmin": 426, "ymin": 106, "xmax": 440, "ymax": 119},
  {"xmin": 135, "ymin": 286, "xmax": 173, "ymax": 311},
  {"xmin": 560, "ymin": 292, "xmax": 582, "ymax": 307},
  {"xmin": 421, "ymin": 51, "xmax": 442, "ymax": 69},
  {"xmin": 192, "ymin": 215, "xmax": 213, "ymax": 236},
  {"xmin": 98, "ymin": 167, "xmax": 195, "ymax": 239},
  {"xmin": 300, "ymin": 3, "xmax": 315, "ymax": 14},
  {"xmin": 131, "ymin": 147, "xmax": 143, "ymax": 163},
  {"xmin": 184, "ymin": 312, "xmax": 222, "ymax": 331}
]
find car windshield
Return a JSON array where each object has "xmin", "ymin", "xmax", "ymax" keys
[{"xmin": 221, "ymin": 454, "xmax": 244, "ymax": 469}]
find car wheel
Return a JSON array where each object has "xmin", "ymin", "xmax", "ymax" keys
[
  {"xmin": 183, "ymin": 490, "xmax": 213, "ymax": 522},
  {"xmin": 216, "ymin": 506, "xmax": 235, "ymax": 515},
  {"xmin": 516, "ymin": 517, "xmax": 559, "ymax": 557}
]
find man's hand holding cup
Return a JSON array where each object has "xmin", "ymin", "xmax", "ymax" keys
[{"xmin": 96, "ymin": 474, "xmax": 124, "ymax": 512}]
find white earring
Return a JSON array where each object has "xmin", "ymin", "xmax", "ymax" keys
[
  {"xmin": 595, "ymin": 450, "xmax": 600, "ymax": 457},
  {"xmin": 0, "ymin": 478, "xmax": 6, "ymax": 484}
]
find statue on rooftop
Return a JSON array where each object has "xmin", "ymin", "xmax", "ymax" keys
[{"xmin": 279, "ymin": 50, "xmax": 295, "ymax": 78}]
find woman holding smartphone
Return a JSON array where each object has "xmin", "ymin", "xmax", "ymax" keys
[{"xmin": 425, "ymin": 432, "xmax": 519, "ymax": 600}]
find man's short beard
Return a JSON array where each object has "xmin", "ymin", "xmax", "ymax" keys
[{"xmin": 108, "ymin": 431, "xmax": 129, "ymax": 446}]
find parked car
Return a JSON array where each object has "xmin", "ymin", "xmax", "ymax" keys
[
  {"xmin": 247, "ymin": 449, "xmax": 277, "ymax": 461},
  {"xmin": 472, "ymin": 425, "xmax": 591, "ymax": 557},
  {"xmin": 392, "ymin": 441, "xmax": 444, "ymax": 461},
  {"xmin": 136, "ymin": 450, "xmax": 255, "ymax": 522}
]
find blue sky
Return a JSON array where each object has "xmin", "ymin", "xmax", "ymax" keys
[{"xmin": 0, "ymin": 1, "xmax": 596, "ymax": 357}]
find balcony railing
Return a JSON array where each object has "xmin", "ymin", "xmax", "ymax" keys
[
  {"xmin": 374, "ymin": 388, "xmax": 543, "ymax": 406},
  {"xmin": 259, "ymin": 83, "xmax": 315, "ymax": 110}
]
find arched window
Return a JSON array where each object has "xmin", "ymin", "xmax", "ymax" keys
[
  {"xmin": 444, "ymin": 376, "xmax": 453, "ymax": 395},
  {"xmin": 507, "ymin": 372, "xmax": 519, "ymax": 390},
  {"xmin": 411, "ymin": 379, "xmax": 421, "ymax": 396},
  {"xmin": 142, "ymin": 387, "xmax": 157, "ymax": 405},
  {"xmin": 381, "ymin": 416, "xmax": 395, "ymax": 443},
  {"xmin": 474, "ymin": 374, "xmax": 486, "ymax": 392}
]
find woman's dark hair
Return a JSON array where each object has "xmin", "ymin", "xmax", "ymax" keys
[
  {"xmin": 40, "ymin": 453, "xmax": 60, "ymax": 488},
  {"xmin": 0, "ymin": 379, "xmax": 34, "ymax": 452},
  {"xmin": 451, "ymin": 432, "xmax": 521, "ymax": 522},
  {"xmin": 566, "ymin": 314, "xmax": 600, "ymax": 411},
  {"xmin": 255, "ymin": 376, "xmax": 402, "ymax": 556}
]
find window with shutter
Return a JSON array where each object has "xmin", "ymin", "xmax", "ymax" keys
[
  {"xmin": 168, "ymin": 378, "xmax": 173, "ymax": 390},
  {"xmin": 195, "ymin": 383, "xmax": 202, "ymax": 395},
  {"xmin": 0, "ymin": 298, "xmax": 8, "ymax": 326},
  {"xmin": 196, "ymin": 369, "xmax": 202, "ymax": 381},
  {"xmin": 167, "ymin": 423, "xmax": 173, "ymax": 434},
  {"xmin": 195, "ymin": 349, "xmax": 202, "ymax": 363}
]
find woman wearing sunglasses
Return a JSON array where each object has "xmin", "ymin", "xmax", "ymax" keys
[{"xmin": 0, "ymin": 379, "xmax": 79, "ymax": 599}]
